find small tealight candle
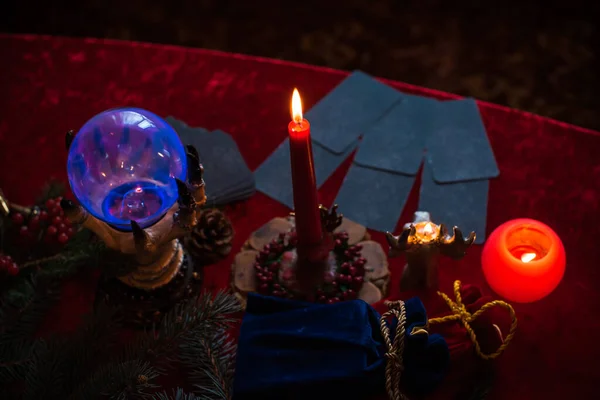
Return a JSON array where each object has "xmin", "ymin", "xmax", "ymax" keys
[
  {"xmin": 413, "ymin": 221, "xmax": 439, "ymax": 243},
  {"xmin": 482, "ymin": 218, "xmax": 566, "ymax": 303}
]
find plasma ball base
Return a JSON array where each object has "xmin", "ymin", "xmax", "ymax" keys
[
  {"xmin": 101, "ymin": 180, "xmax": 169, "ymax": 231},
  {"xmin": 95, "ymin": 250, "xmax": 203, "ymax": 327}
]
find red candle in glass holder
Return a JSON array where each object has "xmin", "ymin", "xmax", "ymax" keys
[
  {"xmin": 288, "ymin": 89, "xmax": 323, "ymax": 248},
  {"xmin": 482, "ymin": 218, "xmax": 566, "ymax": 303}
]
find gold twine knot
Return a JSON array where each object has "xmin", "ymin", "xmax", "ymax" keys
[
  {"xmin": 378, "ymin": 281, "xmax": 517, "ymax": 400},
  {"xmin": 384, "ymin": 351, "xmax": 402, "ymax": 369},
  {"xmin": 379, "ymin": 300, "xmax": 410, "ymax": 400},
  {"xmin": 429, "ymin": 280, "xmax": 518, "ymax": 360}
]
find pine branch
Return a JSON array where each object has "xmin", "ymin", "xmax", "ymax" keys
[
  {"xmin": 0, "ymin": 217, "xmax": 242, "ymax": 400},
  {"xmin": 0, "ymin": 229, "xmax": 100, "ymax": 316},
  {"xmin": 0, "ymin": 229, "xmax": 102, "ymax": 392},
  {"xmin": 0, "ymin": 275, "xmax": 62, "ymax": 341},
  {"xmin": 62, "ymin": 303, "xmax": 124, "ymax": 394},
  {"xmin": 68, "ymin": 360, "xmax": 160, "ymax": 400},
  {"xmin": 152, "ymin": 388, "xmax": 202, "ymax": 400},
  {"xmin": 129, "ymin": 291, "xmax": 241, "ymax": 370},
  {"xmin": 179, "ymin": 328, "xmax": 237, "ymax": 400},
  {"xmin": 36, "ymin": 229, "xmax": 105, "ymax": 280},
  {"xmin": 35, "ymin": 180, "xmax": 65, "ymax": 204},
  {"xmin": 15, "ymin": 303, "xmax": 123, "ymax": 399},
  {"xmin": 0, "ymin": 339, "xmax": 38, "ymax": 385},
  {"xmin": 24, "ymin": 338, "xmax": 70, "ymax": 400}
]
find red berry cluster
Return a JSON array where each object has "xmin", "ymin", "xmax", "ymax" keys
[
  {"xmin": 317, "ymin": 233, "xmax": 365, "ymax": 304},
  {"xmin": 0, "ymin": 253, "xmax": 19, "ymax": 276},
  {"xmin": 10, "ymin": 197, "xmax": 74, "ymax": 247},
  {"xmin": 253, "ymin": 230, "xmax": 367, "ymax": 304},
  {"xmin": 254, "ymin": 233, "xmax": 289, "ymax": 298}
]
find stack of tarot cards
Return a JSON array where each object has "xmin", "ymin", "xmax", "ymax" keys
[{"xmin": 167, "ymin": 117, "xmax": 255, "ymax": 207}]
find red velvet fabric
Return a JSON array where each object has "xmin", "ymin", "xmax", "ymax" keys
[{"xmin": 1, "ymin": 34, "xmax": 599, "ymax": 399}]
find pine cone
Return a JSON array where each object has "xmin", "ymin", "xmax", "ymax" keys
[{"xmin": 186, "ymin": 208, "xmax": 234, "ymax": 265}]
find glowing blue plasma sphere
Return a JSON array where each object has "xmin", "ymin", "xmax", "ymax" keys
[{"xmin": 67, "ymin": 108, "xmax": 188, "ymax": 231}]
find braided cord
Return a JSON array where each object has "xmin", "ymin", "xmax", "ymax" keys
[
  {"xmin": 429, "ymin": 280, "xmax": 518, "ymax": 360},
  {"xmin": 378, "ymin": 280, "xmax": 517, "ymax": 399},
  {"xmin": 379, "ymin": 300, "xmax": 410, "ymax": 400}
]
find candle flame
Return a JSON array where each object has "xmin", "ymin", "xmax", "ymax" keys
[
  {"xmin": 521, "ymin": 252, "xmax": 537, "ymax": 263},
  {"xmin": 423, "ymin": 222, "xmax": 433, "ymax": 235},
  {"xmin": 291, "ymin": 88, "xmax": 303, "ymax": 123}
]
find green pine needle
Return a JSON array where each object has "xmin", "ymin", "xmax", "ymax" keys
[
  {"xmin": 180, "ymin": 328, "xmax": 237, "ymax": 400},
  {"xmin": 128, "ymin": 291, "xmax": 242, "ymax": 369},
  {"xmin": 68, "ymin": 360, "xmax": 161, "ymax": 400},
  {"xmin": 152, "ymin": 388, "xmax": 202, "ymax": 400},
  {"xmin": 62, "ymin": 303, "xmax": 124, "ymax": 393},
  {"xmin": 24, "ymin": 338, "xmax": 69, "ymax": 400},
  {"xmin": 35, "ymin": 180, "xmax": 65, "ymax": 205},
  {"xmin": 0, "ymin": 286, "xmax": 242, "ymax": 400},
  {"xmin": 0, "ymin": 275, "xmax": 62, "ymax": 341},
  {"xmin": 0, "ymin": 339, "xmax": 37, "ymax": 385},
  {"xmin": 0, "ymin": 188, "xmax": 244, "ymax": 400},
  {"xmin": 1, "ymin": 229, "xmax": 103, "ymax": 309}
]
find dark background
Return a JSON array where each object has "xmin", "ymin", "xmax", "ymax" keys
[{"xmin": 2, "ymin": 0, "xmax": 598, "ymax": 129}]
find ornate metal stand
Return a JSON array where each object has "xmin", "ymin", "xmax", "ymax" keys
[
  {"xmin": 95, "ymin": 249, "xmax": 203, "ymax": 325},
  {"xmin": 61, "ymin": 135, "xmax": 209, "ymax": 326},
  {"xmin": 386, "ymin": 211, "xmax": 476, "ymax": 292},
  {"xmin": 232, "ymin": 206, "xmax": 390, "ymax": 307}
]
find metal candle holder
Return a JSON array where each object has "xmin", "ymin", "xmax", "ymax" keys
[
  {"xmin": 231, "ymin": 205, "xmax": 389, "ymax": 306},
  {"xmin": 386, "ymin": 212, "xmax": 476, "ymax": 291}
]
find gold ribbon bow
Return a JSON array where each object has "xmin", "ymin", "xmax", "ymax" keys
[{"xmin": 429, "ymin": 280, "xmax": 518, "ymax": 360}]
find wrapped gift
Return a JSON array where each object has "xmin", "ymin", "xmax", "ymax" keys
[
  {"xmin": 233, "ymin": 294, "xmax": 449, "ymax": 399},
  {"xmin": 372, "ymin": 281, "xmax": 517, "ymax": 399}
]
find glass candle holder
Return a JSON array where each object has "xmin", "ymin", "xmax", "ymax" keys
[
  {"xmin": 482, "ymin": 218, "xmax": 566, "ymax": 303},
  {"xmin": 67, "ymin": 107, "xmax": 187, "ymax": 231}
]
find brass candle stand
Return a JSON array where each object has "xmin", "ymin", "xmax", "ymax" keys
[
  {"xmin": 232, "ymin": 205, "xmax": 390, "ymax": 306},
  {"xmin": 386, "ymin": 211, "xmax": 476, "ymax": 291}
]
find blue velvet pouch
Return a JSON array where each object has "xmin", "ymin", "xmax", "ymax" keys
[{"xmin": 233, "ymin": 294, "xmax": 449, "ymax": 400}]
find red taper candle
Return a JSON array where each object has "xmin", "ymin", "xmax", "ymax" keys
[{"xmin": 288, "ymin": 88, "xmax": 323, "ymax": 249}]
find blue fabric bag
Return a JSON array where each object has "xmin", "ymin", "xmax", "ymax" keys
[{"xmin": 233, "ymin": 294, "xmax": 449, "ymax": 399}]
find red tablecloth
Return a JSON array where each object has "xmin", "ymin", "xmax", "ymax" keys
[{"xmin": 1, "ymin": 34, "xmax": 599, "ymax": 399}]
